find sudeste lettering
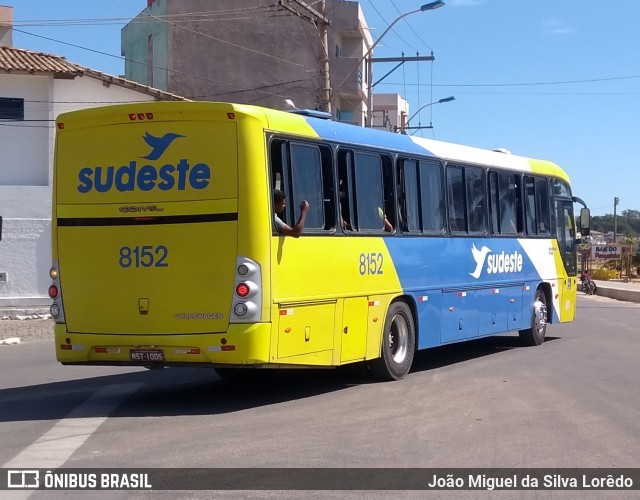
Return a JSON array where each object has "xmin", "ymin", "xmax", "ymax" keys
[{"xmin": 77, "ymin": 159, "xmax": 211, "ymax": 193}]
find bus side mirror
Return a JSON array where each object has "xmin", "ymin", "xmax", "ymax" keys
[{"xmin": 580, "ymin": 207, "xmax": 590, "ymax": 237}]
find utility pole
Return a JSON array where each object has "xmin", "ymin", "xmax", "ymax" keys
[
  {"xmin": 613, "ymin": 196, "xmax": 620, "ymax": 243},
  {"xmin": 366, "ymin": 53, "xmax": 435, "ymax": 127},
  {"xmin": 279, "ymin": 0, "xmax": 331, "ymax": 112}
]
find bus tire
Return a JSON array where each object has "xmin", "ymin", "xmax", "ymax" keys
[
  {"xmin": 519, "ymin": 289, "xmax": 547, "ymax": 346},
  {"xmin": 368, "ymin": 301, "xmax": 415, "ymax": 381}
]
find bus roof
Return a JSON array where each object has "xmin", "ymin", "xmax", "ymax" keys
[{"xmin": 253, "ymin": 104, "xmax": 570, "ymax": 185}]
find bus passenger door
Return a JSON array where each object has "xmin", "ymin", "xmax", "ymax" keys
[
  {"xmin": 340, "ymin": 297, "xmax": 368, "ymax": 363},
  {"xmin": 555, "ymin": 200, "xmax": 577, "ymax": 322}
]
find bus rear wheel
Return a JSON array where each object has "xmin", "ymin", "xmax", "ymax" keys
[
  {"xmin": 519, "ymin": 289, "xmax": 547, "ymax": 346},
  {"xmin": 368, "ymin": 301, "xmax": 415, "ymax": 381}
]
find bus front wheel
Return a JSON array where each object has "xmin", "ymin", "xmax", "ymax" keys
[
  {"xmin": 519, "ymin": 289, "xmax": 547, "ymax": 346},
  {"xmin": 368, "ymin": 301, "xmax": 415, "ymax": 381}
]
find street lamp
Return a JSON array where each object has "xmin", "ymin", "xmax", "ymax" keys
[
  {"xmin": 335, "ymin": 1, "xmax": 445, "ymax": 125},
  {"xmin": 400, "ymin": 95, "xmax": 455, "ymax": 133}
]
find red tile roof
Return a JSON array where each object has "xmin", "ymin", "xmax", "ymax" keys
[{"xmin": 0, "ymin": 45, "xmax": 82, "ymax": 76}]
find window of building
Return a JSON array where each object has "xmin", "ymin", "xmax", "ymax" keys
[{"xmin": 0, "ymin": 97, "xmax": 24, "ymax": 120}]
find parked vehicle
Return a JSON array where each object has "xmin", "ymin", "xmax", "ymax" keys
[{"xmin": 580, "ymin": 270, "xmax": 597, "ymax": 295}]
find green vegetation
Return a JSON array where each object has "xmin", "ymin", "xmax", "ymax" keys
[{"xmin": 590, "ymin": 209, "xmax": 640, "ymax": 237}]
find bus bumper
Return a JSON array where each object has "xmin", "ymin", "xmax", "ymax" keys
[{"xmin": 54, "ymin": 322, "xmax": 272, "ymax": 366}]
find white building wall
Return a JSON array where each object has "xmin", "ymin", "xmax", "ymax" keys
[{"xmin": 0, "ymin": 72, "xmax": 159, "ymax": 307}]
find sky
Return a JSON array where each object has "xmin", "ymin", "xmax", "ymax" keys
[{"xmin": 5, "ymin": 0, "xmax": 640, "ymax": 216}]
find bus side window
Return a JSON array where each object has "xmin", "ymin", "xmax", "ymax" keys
[
  {"xmin": 354, "ymin": 152, "xmax": 387, "ymax": 232},
  {"xmin": 535, "ymin": 178, "xmax": 551, "ymax": 235},
  {"xmin": 289, "ymin": 142, "xmax": 333, "ymax": 231},
  {"xmin": 338, "ymin": 150, "xmax": 355, "ymax": 231},
  {"xmin": 499, "ymin": 173, "xmax": 519, "ymax": 234},
  {"xmin": 524, "ymin": 176, "xmax": 537, "ymax": 235},
  {"xmin": 447, "ymin": 165, "xmax": 466, "ymax": 233},
  {"xmin": 382, "ymin": 155, "xmax": 395, "ymax": 232},
  {"xmin": 270, "ymin": 139, "xmax": 334, "ymax": 233},
  {"xmin": 269, "ymin": 139, "xmax": 291, "ymax": 226},
  {"xmin": 399, "ymin": 159, "xmax": 419, "ymax": 232},
  {"xmin": 419, "ymin": 160, "xmax": 445, "ymax": 233},
  {"xmin": 489, "ymin": 171, "xmax": 500, "ymax": 234},
  {"xmin": 339, "ymin": 150, "xmax": 390, "ymax": 233},
  {"xmin": 466, "ymin": 166, "xmax": 486, "ymax": 234}
]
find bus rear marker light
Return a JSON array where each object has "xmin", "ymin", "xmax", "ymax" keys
[
  {"xmin": 418, "ymin": 296, "xmax": 428, "ymax": 302},
  {"xmin": 61, "ymin": 344, "xmax": 83, "ymax": 351},
  {"xmin": 95, "ymin": 347, "xmax": 121, "ymax": 354},
  {"xmin": 173, "ymin": 348, "xmax": 200, "ymax": 355}
]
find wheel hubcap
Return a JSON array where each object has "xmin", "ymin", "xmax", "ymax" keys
[
  {"xmin": 533, "ymin": 298, "xmax": 547, "ymax": 334},
  {"xmin": 389, "ymin": 314, "xmax": 409, "ymax": 364}
]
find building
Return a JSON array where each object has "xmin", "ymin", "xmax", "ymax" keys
[
  {"xmin": 0, "ymin": 6, "xmax": 186, "ymax": 308},
  {"xmin": 122, "ymin": 0, "xmax": 381, "ymax": 126},
  {"xmin": 371, "ymin": 93, "xmax": 409, "ymax": 133}
]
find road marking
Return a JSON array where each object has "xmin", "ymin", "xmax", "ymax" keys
[{"xmin": 2, "ymin": 383, "xmax": 141, "ymax": 499}]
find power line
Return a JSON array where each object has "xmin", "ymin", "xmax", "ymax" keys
[
  {"xmin": 13, "ymin": 5, "xmax": 281, "ymax": 26},
  {"xmin": 389, "ymin": 0, "xmax": 433, "ymax": 52},
  {"xmin": 12, "ymin": 26, "xmax": 311, "ymax": 101},
  {"xmin": 373, "ymin": 74, "xmax": 640, "ymax": 89}
]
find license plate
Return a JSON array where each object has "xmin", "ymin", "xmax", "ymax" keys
[{"xmin": 130, "ymin": 349, "xmax": 165, "ymax": 362}]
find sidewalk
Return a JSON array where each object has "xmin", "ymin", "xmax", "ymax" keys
[
  {"xmin": 0, "ymin": 306, "xmax": 52, "ymax": 345},
  {"xmin": 2, "ymin": 280, "xmax": 640, "ymax": 346},
  {"xmin": 587, "ymin": 279, "xmax": 640, "ymax": 303}
]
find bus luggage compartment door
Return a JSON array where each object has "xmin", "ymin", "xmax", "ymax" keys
[{"xmin": 277, "ymin": 302, "xmax": 335, "ymax": 361}]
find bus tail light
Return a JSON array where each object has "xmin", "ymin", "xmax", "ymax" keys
[
  {"xmin": 236, "ymin": 283, "xmax": 250, "ymax": 297},
  {"xmin": 49, "ymin": 260, "xmax": 66, "ymax": 324},
  {"xmin": 230, "ymin": 257, "xmax": 261, "ymax": 323}
]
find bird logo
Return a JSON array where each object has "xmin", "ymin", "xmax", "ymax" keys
[
  {"xmin": 470, "ymin": 244, "xmax": 491, "ymax": 279},
  {"xmin": 141, "ymin": 132, "xmax": 184, "ymax": 160}
]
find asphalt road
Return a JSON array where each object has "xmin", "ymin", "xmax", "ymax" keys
[{"xmin": 0, "ymin": 294, "xmax": 639, "ymax": 499}]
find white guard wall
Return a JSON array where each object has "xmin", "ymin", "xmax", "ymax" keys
[{"xmin": 0, "ymin": 72, "xmax": 158, "ymax": 307}]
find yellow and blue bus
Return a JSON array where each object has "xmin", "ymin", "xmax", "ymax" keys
[{"xmin": 50, "ymin": 102, "xmax": 589, "ymax": 380}]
